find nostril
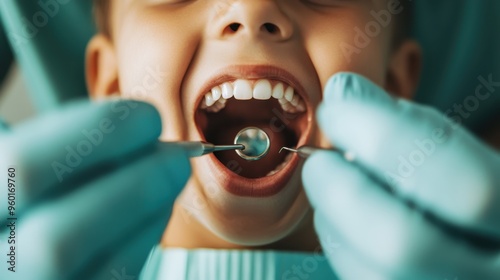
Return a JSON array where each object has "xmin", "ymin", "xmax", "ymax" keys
[
  {"xmin": 263, "ymin": 23, "xmax": 279, "ymax": 34},
  {"xmin": 223, "ymin": 22, "xmax": 286, "ymax": 37},
  {"xmin": 229, "ymin": 23, "xmax": 241, "ymax": 32}
]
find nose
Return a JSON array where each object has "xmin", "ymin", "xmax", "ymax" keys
[{"xmin": 211, "ymin": 0, "xmax": 294, "ymax": 42}]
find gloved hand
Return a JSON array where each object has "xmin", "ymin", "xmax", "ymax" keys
[
  {"xmin": 303, "ymin": 73, "xmax": 500, "ymax": 279},
  {"xmin": 0, "ymin": 100, "xmax": 191, "ymax": 280}
]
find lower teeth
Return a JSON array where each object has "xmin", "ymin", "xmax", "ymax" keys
[{"xmin": 266, "ymin": 153, "xmax": 294, "ymax": 176}]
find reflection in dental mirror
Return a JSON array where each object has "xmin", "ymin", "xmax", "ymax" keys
[{"xmin": 234, "ymin": 127, "xmax": 270, "ymax": 161}]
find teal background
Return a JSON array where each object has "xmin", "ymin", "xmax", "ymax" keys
[{"xmin": 413, "ymin": 1, "xmax": 500, "ymax": 134}]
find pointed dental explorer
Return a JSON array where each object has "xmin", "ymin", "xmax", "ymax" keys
[
  {"xmin": 279, "ymin": 146, "xmax": 355, "ymax": 162},
  {"xmin": 161, "ymin": 141, "xmax": 245, "ymax": 158}
]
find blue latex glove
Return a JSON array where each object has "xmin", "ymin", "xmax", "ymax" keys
[
  {"xmin": 0, "ymin": 100, "xmax": 190, "ymax": 280},
  {"xmin": 303, "ymin": 73, "xmax": 500, "ymax": 279}
]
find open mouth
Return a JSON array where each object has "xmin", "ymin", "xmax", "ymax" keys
[{"xmin": 194, "ymin": 66, "xmax": 312, "ymax": 196}]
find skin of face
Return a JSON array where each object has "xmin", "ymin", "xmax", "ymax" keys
[{"xmin": 86, "ymin": 0, "xmax": 421, "ymax": 251}]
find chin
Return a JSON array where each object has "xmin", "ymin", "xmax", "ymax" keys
[{"xmin": 185, "ymin": 162, "xmax": 312, "ymax": 246}]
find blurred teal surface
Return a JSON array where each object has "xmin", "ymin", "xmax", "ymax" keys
[
  {"xmin": 0, "ymin": 0, "xmax": 94, "ymax": 110},
  {"xmin": 0, "ymin": 13, "xmax": 13, "ymax": 83}
]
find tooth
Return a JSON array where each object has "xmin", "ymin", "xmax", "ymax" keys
[
  {"xmin": 276, "ymin": 161, "xmax": 287, "ymax": 171},
  {"xmin": 272, "ymin": 83, "xmax": 284, "ymax": 99},
  {"xmin": 221, "ymin": 83, "xmax": 234, "ymax": 99},
  {"xmin": 291, "ymin": 94, "xmax": 300, "ymax": 106},
  {"xmin": 202, "ymin": 80, "xmax": 306, "ymax": 114},
  {"xmin": 200, "ymin": 101, "xmax": 208, "ymax": 109},
  {"xmin": 253, "ymin": 79, "xmax": 272, "ymax": 100},
  {"xmin": 278, "ymin": 98, "xmax": 289, "ymax": 105},
  {"xmin": 214, "ymin": 101, "xmax": 225, "ymax": 112},
  {"xmin": 266, "ymin": 169, "xmax": 279, "ymax": 176},
  {"xmin": 207, "ymin": 100, "xmax": 225, "ymax": 113},
  {"xmin": 205, "ymin": 92, "xmax": 216, "ymax": 107},
  {"xmin": 296, "ymin": 101, "xmax": 306, "ymax": 112},
  {"xmin": 215, "ymin": 98, "xmax": 226, "ymax": 107},
  {"xmin": 233, "ymin": 80, "xmax": 253, "ymax": 100},
  {"xmin": 212, "ymin": 86, "xmax": 222, "ymax": 100},
  {"xmin": 282, "ymin": 103, "xmax": 295, "ymax": 113},
  {"xmin": 284, "ymin": 86, "xmax": 294, "ymax": 102}
]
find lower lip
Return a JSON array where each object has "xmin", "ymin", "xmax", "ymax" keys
[
  {"xmin": 204, "ymin": 151, "xmax": 302, "ymax": 197},
  {"xmin": 195, "ymin": 108, "xmax": 312, "ymax": 197}
]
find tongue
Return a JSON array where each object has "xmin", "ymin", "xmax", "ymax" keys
[{"xmin": 207, "ymin": 124, "xmax": 295, "ymax": 178}]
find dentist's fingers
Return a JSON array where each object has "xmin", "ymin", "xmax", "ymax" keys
[
  {"xmin": 319, "ymin": 72, "xmax": 500, "ymax": 237},
  {"xmin": 315, "ymin": 211, "xmax": 394, "ymax": 280},
  {"xmin": 5, "ymin": 144, "xmax": 190, "ymax": 280},
  {"xmin": 0, "ymin": 100, "xmax": 162, "ymax": 214},
  {"xmin": 303, "ymin": 151, "xmax": 500, "ymax": 279}
]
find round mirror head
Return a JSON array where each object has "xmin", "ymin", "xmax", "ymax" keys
[{"xmin": 234, "ymin": 127, "xmax": 270, "ymax": 161}]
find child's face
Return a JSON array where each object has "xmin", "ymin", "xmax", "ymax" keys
[{"xmin": 88, "ymin": 0, "xmax": 419, "ymax": 246}]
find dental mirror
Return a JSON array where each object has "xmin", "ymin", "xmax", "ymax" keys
[{"xmin": 234, "ymin": 127, "xmax": 270, "ymax": 161}]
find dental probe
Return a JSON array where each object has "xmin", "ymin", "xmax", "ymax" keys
[
  {"xmin": 163, "ymin": 127, "xmax": 270, "ymax": 160},
  {"xmin": 168, "ymin": 141, "xmax": 245, "ymax": 158},
  {"xmin": 279, "ymin": 146, "xmax": 356, "ymax": 162}
]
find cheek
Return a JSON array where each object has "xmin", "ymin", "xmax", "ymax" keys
[
  {"xmin": 115, "ymin": 11, "xmax": 202, "ymax": 94},
  {"xmin": 303, "ymin": 18, "xmax": 391, "ymax": 94},
  {"xmin": 301, "ymin": 15, "xmax": 391, "ymax": 148},
  {"xmin": 113, "ymin": 15, "xmax": 202, "ymax": 140}
]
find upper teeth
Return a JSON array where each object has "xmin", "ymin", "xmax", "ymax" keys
[{"xmin": 200, "ymin": 79, "xmax": 306, "ymax": 113}]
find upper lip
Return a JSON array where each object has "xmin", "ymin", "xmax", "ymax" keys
[{"xmin": 194, "ymin": 65, "xmax": 311, "ymax": 113}]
